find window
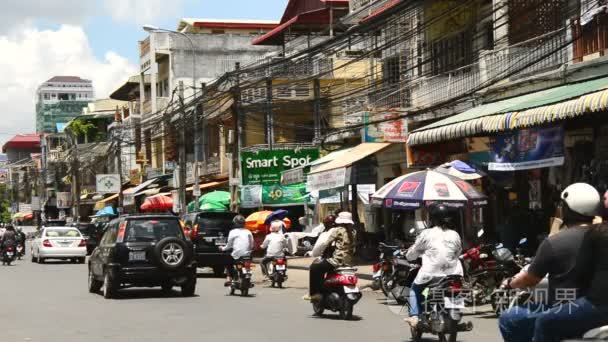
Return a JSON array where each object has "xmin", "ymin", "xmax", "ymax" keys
[
  {"xmin": 508, "ymin": 0, "xmax": 565, "ymax": 44},
  {"xmin": 430, "ymin": 31, "xmax": 473, "ymax": 75},
  {"xmin": 44, "ymin": 228, "xmax": 82, "ymax": 238},
  {"xmin": 43, "ymin": 93, "xmax": 50, "ymax": 100},
  {"xmin": 125, "ymin": 219, "xmax": 183, "ymax": 242}
]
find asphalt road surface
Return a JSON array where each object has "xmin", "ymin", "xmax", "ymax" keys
[{"xmin": 4, "ymin": 239, "xmax": 502, "ymax": 342}]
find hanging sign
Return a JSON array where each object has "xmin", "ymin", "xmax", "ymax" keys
[
  {"xmin": 489, "ymin": 126, "xmax": 564, "ymax": 171},
  {"xmin": 241, "ymin": 148, "xmax": 319, "ymax": 185},
  {"xmin": 96, "ymin": 174, "xmax": 121, "ymax": 194}
]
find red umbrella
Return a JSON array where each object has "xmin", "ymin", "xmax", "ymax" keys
[{"xmin": 140, "ymin": 195, "xmax": 173, "ymax": 212}]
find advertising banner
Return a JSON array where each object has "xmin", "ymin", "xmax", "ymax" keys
[
  {"xmin": 489, "ymin": 126, "xmax": 564, "ymax": 171},
  {"xmin": 363, "ymin": 111, "xmax": 407, "ymax": 143},
  {"xmin": 261, "ymin": 183, "xmax": 308, "ymax": 207},
  {"xmin": 306, "ymin": 167, "xmax": 351, "ymax": 193},
  {"xmin": 241, "ymin": 148, "xmax": 319, "ymax": 185},
  {"xmin": 240, "ymin": 185, "xmax": 263, "ymax": 208}
]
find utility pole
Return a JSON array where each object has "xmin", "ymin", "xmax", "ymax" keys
[
  {"xmin": 178, "ymin": 81, "xmax": 187, "ymax": 215},
  {"xmin": 265, "ymin": 77, "xmax": 274, "ymax": 149},
  {"xmin": 194, "ymin": 83, "xmax": 206, "ymax": 207},
  {"xmin": 40, "ymin": 134, "xmax": 47, "ymax": 212},
  {"xmin": 313, "ymin": 79, "xmax": 321, "ymax": 141},
  {"xmin": 230, "ymin": 62, "xmax": 242, "ymax": 213},
  {"xmin": 114, "ymin": 119, "xmax": 124, "ymax": 209},
  {"xmin": 69, "ymin": 133, "xmax": 80, "ymax": 222}
]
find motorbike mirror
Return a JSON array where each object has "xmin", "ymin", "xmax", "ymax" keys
[
  {"xmin": 519, "ymin": 238, "xmax": 528, "ymax": 245},
  {"xmin": 477, "ymin": 229, "xmax": 485, "ymax": 238}
]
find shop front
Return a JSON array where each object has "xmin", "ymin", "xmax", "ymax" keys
[{"xmin": 407, "ymin": 76, "xmax": 608, "ymax": 250}]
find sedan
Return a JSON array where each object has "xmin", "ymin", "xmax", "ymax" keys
[{"xmin": 31, "ymin": 227, "xmax": 87, "ymax": 264}]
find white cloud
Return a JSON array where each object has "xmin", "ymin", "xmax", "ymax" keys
[
  {"xmin": 103, "ymin": 0, "xmax": 184, "ymax": 26},
  {"xmin": 0, "ymin": 25, "xmax": 136, "ymax": 143},
  {"xmin": 0, "ymin": 0, "xmax": 93, "ymax": 35}
]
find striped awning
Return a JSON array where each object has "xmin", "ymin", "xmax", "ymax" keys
[{"xmin": 408, "ymin": 77, "xmax": 608, "ymax": 146}]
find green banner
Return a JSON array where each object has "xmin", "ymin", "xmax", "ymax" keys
[
  {"xmin": 241, "ymin": 148, "xmax": 319, "ymax": 185},
  {"xmin": 262, "ymin": 183, "xmax": 309, "ymax": 206}
]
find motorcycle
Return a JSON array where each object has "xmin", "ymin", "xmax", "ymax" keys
[
  {"xmin": 312, "ymin": 267, "xmax": 362, "ymax": 320},
  {"xmin": 410, "ymin": 274, "xmax": 473, "ymax": 342},
  {"xmin": 268, "ymin": 257, "xmax": 287, "ymax": 288},
  {"xmin": 229, "ymin": 258, "xmax": 254, "ymax": 297},
  {"xmin": 2, "ymin": 245, "xmax": 16, "ymax": 266},
  {"xmin": 489, "ymin": 238, "xmax": 530, "ymax": 315}
]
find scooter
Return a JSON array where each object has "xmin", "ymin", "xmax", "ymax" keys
[
  {"xmin": 409, "ymin": 274, "xmax": 474, "ymax": 342},
  {"xmin": 2, "ymin": 245, "xmax": 16, "ymax": 266},
  {"xmin": 229, "ymin": 258, "xmax": 254, "ymax": 297},
  {"xmin": 268, "ymin": 257, "xmax": 287, "ymax": 288},
  {"xmin": 312, "ymin": 267, "xmax": 362, "ymax": 320}
]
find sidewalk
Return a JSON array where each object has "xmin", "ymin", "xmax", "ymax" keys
[{"xmin": 284, "ymin": 256, "xmax": 375, "ymax": 281}]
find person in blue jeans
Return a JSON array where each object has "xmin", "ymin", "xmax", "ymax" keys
[
  {"xmin": 403, "ymin": 204, "xmax": 463, "ymax": 327},
  {"xmin": 499, "ymin": 183, "xmax": 604, "ymax": 341}
]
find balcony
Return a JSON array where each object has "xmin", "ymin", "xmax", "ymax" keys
[{"xmin": 410, "ymin": 29, "xmax": 567, "ymax": 108}]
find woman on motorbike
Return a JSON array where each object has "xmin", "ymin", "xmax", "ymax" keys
[{"xmin": 303, "ymin": 212, "xmax": 356, "ymax": 303}]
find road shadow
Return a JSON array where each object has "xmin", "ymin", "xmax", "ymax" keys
[
  {"xmin": 309, "ymin": 314, "xmax": 363, "ymax": 322},
  {"xmin": 97, "ymin": 288, "xmax": 201, "ymax": 300},
  {"xmin": 36, "ymin": 260, "xmax": 79, "ymax": 265}
]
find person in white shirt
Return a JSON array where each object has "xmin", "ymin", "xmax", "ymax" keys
[
  {"xmin": 260, "ymin": 220, "xmax": 288, "ymax": 279},
  {"xmin": 403, "ymin": 204, "xmax": 463, "ymax": 328},
  {"xmin": 220, "ymin": 215, "xmax": 254, "ymax": 286}
]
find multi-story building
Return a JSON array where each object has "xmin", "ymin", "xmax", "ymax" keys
[{"xmin": 36, "ymin": 76, "xmax": 94, "ymax": 133}]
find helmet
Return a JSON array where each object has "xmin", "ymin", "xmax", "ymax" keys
[
  {"xmin": 428, "ymin": 204, "xmax": 452, "ymax": 227},
  {"xmin": 232, "ymin": 215, "xmax": 246, "ymax": 228},
  {"xmin": 322, "ymin": 215, "xmax": 336, "ymax": 228},
  {"xmin": 560, "ymin": 183, "xmax": 600, "ymax": 218}
]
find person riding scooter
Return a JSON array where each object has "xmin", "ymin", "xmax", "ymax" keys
[
  {"xmin": 303, "ymin": 211, "xmax": 356, "ymax": 302},
  {"xmin": 260, "ymin": 220, "xmax": 288, "ymax": 279},
  {"xmin": 220, "ymin": 215, "xmax": 254, "ymax": 287},
  {"xmin": 403, "ymin": 204, "xmax": 463, "ymax": 328},
  {"xmin": 1, "ymin": 225, "xmax": 17, "ymax": 249},
  {"xmin": 499, "ymin": 183, "xmax": 602, "ymax": 342}
]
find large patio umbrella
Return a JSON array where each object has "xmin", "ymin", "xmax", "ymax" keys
[
  {"xmin": 245, "ymin": 210, "xmax": 291, "ymax": 233},
  {"xmin": 93, "ymin": 206, "xmax": 118, "ymax": 217},
  {"xmin": 187, "ymin": 191, "xmax": 231, "ymax": 212},
  {"xmin": 435, "ymin": 160, "xmax": 485, "ymax": 180},
  {"xmin": 371, "ymin": 170, "xmax": 487, "ymax": 210}
]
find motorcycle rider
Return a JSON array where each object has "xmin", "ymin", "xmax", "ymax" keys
[
  {"xmin": 260, "ymin": 220, "xmax": 288, "ymax": 279},
  {"xmin": 1, "ymin": 224, "xmax": 17, "ymax": 253},
  {"xmin": 15, "ymin": 227, "xmax": 25, "ymax": 255},
  {"xmin": 499, "ymin": 183, "xmax": 600, "ymax": 342},
  {"xmin": 303, "ymin": 211, "xmax": 356, "ymax": 302},
  {"xmin": 403, "ymin": 204, "xmax": 463, "ymax": 328},
  {"xmin": 220, "ymin": 215, "xmax": 254, "ymax": 287}
]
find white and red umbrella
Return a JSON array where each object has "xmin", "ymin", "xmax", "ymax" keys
[{"xmin": 371, "ymin": 170, "xmax": 487, "ymax": 210}]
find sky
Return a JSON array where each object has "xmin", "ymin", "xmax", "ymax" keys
[{"xmin": 0, "ymin": 0, "xmax": 288, "ymax": 146}]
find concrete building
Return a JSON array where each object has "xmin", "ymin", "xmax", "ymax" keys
[
  {"xmin": 36, "ymin": 76, "xmax": 94, "ymax": 133},
  {"xmin": 137, "ymin": 18, "xmax": 279, "ymax": 176}
]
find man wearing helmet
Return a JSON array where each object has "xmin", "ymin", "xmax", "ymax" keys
[
  {"xmin": 403, "ymin": 203, "xmax": 463, "ymax": 328},
  {"xmin": 499, "ymin": 183, "xmax": 600, "ymax": 342}
]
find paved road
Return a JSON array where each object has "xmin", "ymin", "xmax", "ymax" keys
[{"xmin": 4, "ymin": 243, "xmax": 502, "ymax": 342}]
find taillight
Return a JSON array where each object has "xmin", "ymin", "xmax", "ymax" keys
[
  {"xmin": 243, "ymin": 261, "xmax": 252, "ymax": 269},
  {"xmin": 42, "ymin": 239, "xmax": 52, "ymax": 247},
  {"xmin": 78, "ymin": 239, "xmax": 86, "ymax": 247},
  {"xmin": 449, "ymin": 280, "xmax": 462, "ymax": 292},
  {"xmin": 372, "ymin": 263, "xmax": 381, "ymax": 273},
  {"xmin": 190, "ymin": 224, "xmax": 199, "ymax": 240},
  {"xmin": 116, "ymin": 222, "xmax": 126, "ymax": 243},
  {"xmin": 276, "ymin": 258, "xmax": 286, "ymax": 266}
]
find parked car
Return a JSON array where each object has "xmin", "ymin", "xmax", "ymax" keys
[
  {"xmin": 88, "ymin": 214, "xmax": 197, "ymax": 299},
  {"xmin": 182, "ymin": 211, "xmax": 237, "ymax": 276},
  {"xmin": 31, "ymin": 227, "xmax": 87, "ymax": 264}
]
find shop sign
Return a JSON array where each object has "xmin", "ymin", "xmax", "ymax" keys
[
  {"xmin": 19, "ymin": 203, "xmax": 32, "ymax": 213},
  {"xmin": 262, "ymin": 183, "xmax": 308, "ymax": 207},
  {"xmin": 307, "ymin": 167, "xmax": 351, "ymax": 193},
  {"xmin": 240, "ymin": 185, "xmax": 262, "ymax": 208},
  {"xmin": 96, "ymin": 174, "xmax": 121, "ymax": 194},
  {"xmin": 363, "ymin": 111, "xmax": 407, "ymax": 143},
  {"xmin": 281, "ymin": 167, "xmax": 305, "ymax": 185},
  {"xmin": 56, "ymin": 192, "xmax": 72, "ymax": 209},
  {"xmin": 318, "ymin": 184, "xmax": 376, "ymax": 204},
  {"xmin": 31, "ymin": 197, "xmax": 41, "ymax": 211},
  {"xmin": 145, "ymin": 167, "xmax": 163, "ymax": 180},
  {"xmin": 241, "ymin": 148, "xmax": 319, "ymax": 185},
  {"xmin": 489, "ymin": 126, "xmax": 564, "ymax": 171}
]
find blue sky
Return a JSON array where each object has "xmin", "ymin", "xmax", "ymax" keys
[{"xmin": 87, "ymin": 0, "xmax": 288, "ymax": 64}]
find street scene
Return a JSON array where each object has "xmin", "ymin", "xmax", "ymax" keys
[{"xmin": 2, "ymin": 0, "xmax": 608, "ymax": 341}]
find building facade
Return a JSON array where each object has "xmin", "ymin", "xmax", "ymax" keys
[{"xmin": 36, "ymin": 76, "xmax": 94, "ymax": 133}]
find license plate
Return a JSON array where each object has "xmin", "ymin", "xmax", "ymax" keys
[
  {"xmin": 129, "ymin": 251, "xmax": 146, "ymax": 261},
  {"xmin": 6, "ymin": 252, "xmax": 13, "ymax": 257},
  {"xmin": 215, "ymin": 238, "xmax": 227, "ymax": 246},
  {"xmin": 444, "ymin": 297, "xmax": 465, "ymax": 309},
  {"xmin": 344, "ymin": 286, "xmax": 360, "ymax": 294},
  {"xmin": 275, "ymin": 265, "xmax": 286, "ymax": 270},
  {"xmin": 242, "ymin": 268, "xmax": 252, "ymax": 274}
]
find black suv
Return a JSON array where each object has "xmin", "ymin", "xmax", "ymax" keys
[
  {"xmin": 88, "ymin": 214, "xmax": 197, "ymax": 299},
  {"xmin": 182, "ymin": 212, "xmax": 237, "ymax": 276}
]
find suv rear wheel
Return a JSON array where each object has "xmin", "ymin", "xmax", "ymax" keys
[
  {"xmin": 153, "ymin": 237, "xmax": 190, "ymax": 271},
  {"xmin": 88, "ymin": 268, "xmax": 103, "ymax": 293},
  {"xmin": 103, "ymin": 272, "xmax": 118, "ymax": 299}
]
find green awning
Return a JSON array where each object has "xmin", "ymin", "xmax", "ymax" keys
[{"xmin": 408, "ymin": 76, "xmax": 608, "ymax": 145}]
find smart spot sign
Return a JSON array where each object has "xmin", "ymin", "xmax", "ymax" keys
[{"xmin": 241, "ymin": 148, "xmax": 319, "ymax": 185}]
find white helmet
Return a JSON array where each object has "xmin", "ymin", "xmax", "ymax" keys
[{"xmin": 560, "ymin": 183, "xmax": 600, "ymax": 218}]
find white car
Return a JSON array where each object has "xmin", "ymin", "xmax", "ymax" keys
[{"xmin": 31, "ymin": 227, "xmax": 87, "ymax": 264}]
